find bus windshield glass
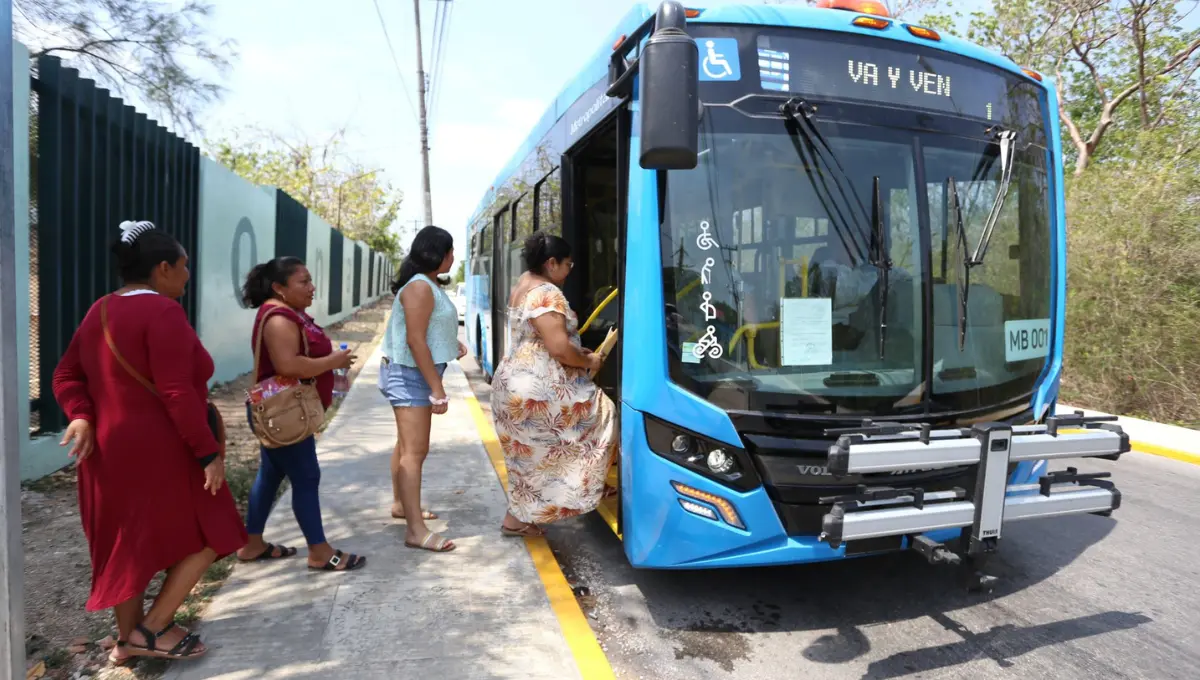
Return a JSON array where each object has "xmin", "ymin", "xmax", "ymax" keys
[{"xmin": 662, "ymin": 28, "xmax": 1052, "ymax": 416}]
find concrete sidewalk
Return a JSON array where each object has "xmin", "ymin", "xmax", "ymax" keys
[{"xmin": 166, "ymin": 345, "xmax": 582, "ymax": 680}]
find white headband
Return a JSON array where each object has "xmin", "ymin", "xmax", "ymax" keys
[{"xmin": 119, "ymin": 220, "xmax": 155, "ymax": 244}]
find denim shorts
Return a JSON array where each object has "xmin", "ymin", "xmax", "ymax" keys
[{"xmin": 379, "ymin": 358, "xmax": 447, "ymax": 408}]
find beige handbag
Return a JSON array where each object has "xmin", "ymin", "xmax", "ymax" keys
[{"xmin": 246, "ymin": 308, "xmax": 326, "ymax": 449}]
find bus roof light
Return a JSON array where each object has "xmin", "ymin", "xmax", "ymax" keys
[
  {"xmin": 684, "ymin": 8, "xmax": 703, "ymax": 18},
  {"xmin": 816, "ymin": 0, "xmax": 890, "ymax": 17},
  {"xmin": 1021, "ymin": 67, "xmax": 1044, "ymax": 81},
  {"xmin": 906, "ymin": 25, "xmax": 942, "ymax": 41},
  {"xmin": 853, "ymin": 16, "xmax": 891, "ymax": 30},
  {"xmin": 613, "ymin": 34, "xmax": 626, "ymax": 51}
]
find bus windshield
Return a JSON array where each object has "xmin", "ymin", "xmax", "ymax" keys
[{"xmin": 661, "ymin": 29, "xmax": 1052, "ymax": 417}]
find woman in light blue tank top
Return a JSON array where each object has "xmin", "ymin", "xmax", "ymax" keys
[{"xmin": 379, "ymin": 226, "xmax": 466, "ymax": 553}]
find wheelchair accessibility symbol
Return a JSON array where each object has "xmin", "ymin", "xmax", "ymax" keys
[{"xmin": 699, "ymin": 38, "xmax": 740, "ymax": 82}]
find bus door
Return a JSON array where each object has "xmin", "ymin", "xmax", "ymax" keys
[
  {"xmin": 563, "ymin": 111, "xmax": 630, "ymax": 403},
  {"xmin": 491, "ymin": 207, "xmax": 513, "ymax": 368}
]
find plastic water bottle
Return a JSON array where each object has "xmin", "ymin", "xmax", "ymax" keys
[{"xmin": 332, "ymin": 343, "xmax": 350, "ymax": 398}]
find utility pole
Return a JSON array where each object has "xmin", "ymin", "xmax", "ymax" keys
[
  {"xmin": 0, "ymin": 0, "xmax": 25, "ymax": 674},
  {"xmin": 412, "ymin": 0, "xmax": 434, "ymax": 227}
]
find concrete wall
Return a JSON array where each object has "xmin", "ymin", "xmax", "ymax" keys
[
  {"xmin": 305, "ymin": 212, "xmax": 333, "ymax": 327},
  {"xmin": 196, "ymin": 158, "xmax": 278, "ymax": 385}
]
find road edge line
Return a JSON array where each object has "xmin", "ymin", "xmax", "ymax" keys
[{"xmin": 461, "ymin": 379, "xmax": 616, "ymax": 680}]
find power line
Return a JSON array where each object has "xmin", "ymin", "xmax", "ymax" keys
[
  {"xmin": 372, "ymin": 0, "xmax": 419, "ymax": 125},
  {"xmin": 427, "ymin": 0, "xmax": 454, "ymax": 129}
]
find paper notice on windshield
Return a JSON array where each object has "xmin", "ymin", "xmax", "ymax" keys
[{"xmin": 781, "ymin": 298, "xmax": 833, "ymax": 366}]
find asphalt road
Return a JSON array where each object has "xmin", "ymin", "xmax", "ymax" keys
[{"xmin": 459, "ymin": 349, "xmax": 1200, "ymax": 680}]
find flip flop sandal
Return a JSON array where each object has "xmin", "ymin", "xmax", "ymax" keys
[
  {"xmin": 126, "ymin": 623, "xmax": 207, "ymax": 661},
  {"xmin": 391, "ymin": 509, "xmax": 439, "ymax": 520},
  {"xmin": 238, "ymin": 542, "xmax": 298, "ymax": 562},
  {"xmin": 309, "ymin": 550, "xmax": 367, "ymax": 572},
  {"xmin": 501, "ymin": 522, "xmax": 545, "ymax": 538},
  {"xmin": 405, "ymin": 532, "xmax": 456, "ymax": 552}
]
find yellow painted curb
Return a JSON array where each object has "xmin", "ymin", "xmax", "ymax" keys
[
  {"xmin": 462, "ymin": 387, "xmax": 617, "ymax": 680},
  {"xmin": 1130, "ymin": 440, "xmax": 1200, "ymax": 466},
  {"xmin": 1055, "ymin": 429, "xmax": 1200, "ymax": 466}
]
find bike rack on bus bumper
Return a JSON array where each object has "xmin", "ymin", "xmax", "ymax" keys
[{"xmin": 817, "ymin": 412, "xmax": 1129, "ymax": 590}]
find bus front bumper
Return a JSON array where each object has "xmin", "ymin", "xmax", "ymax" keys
[{"xmin": 619, "ymin": 406, "xmax": 1123, "ymax": 571}]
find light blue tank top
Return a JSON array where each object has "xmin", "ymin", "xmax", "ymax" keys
[{"xmin": 383, "ymin": 274, "xmax": 459, "ymax": 367}]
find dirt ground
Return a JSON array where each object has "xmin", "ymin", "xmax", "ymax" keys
[{"xmin": 21, "ymin": 297, "xmax": 391, "ymax": 680}]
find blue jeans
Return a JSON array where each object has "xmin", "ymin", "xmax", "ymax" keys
[{"xmin": 244, "ymin": 406, "xmax": 326, "ymax": 546}]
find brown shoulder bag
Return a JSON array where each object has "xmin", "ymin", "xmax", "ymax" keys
[
  {"xmin": 246, "ymin": 306, "xmax": 326, "ymax": 449},
  {"xmin": 100, "ymin": 295, "xmax": 224, "ymax": 447}
]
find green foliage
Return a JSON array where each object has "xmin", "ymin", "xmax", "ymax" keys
[
  {"xmin": 932, "ymin": 0, "xmax": 1199, "ymax": 174},
  {"xmin": 211, "ymin": 130, "xmax": 406, "ymax": 260},
  {"xmin": 1061, "ymin": 139, "xmax": 1200, "ymax": 425},
  {"xmin": 15, "ymin": 0, "xmax": 234, "ymax": 135}
]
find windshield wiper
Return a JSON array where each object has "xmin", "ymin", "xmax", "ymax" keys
[
  {"xmin": 779, "ymin": 97, "xmax": 871, "ymax": 266},
  {"xmin": 947, "ymin": 176, "xmax": 971, "ymax": 351},
  {"xmin": 871, "ymin": 176, "xmax": 891, "ymax": 360},
  {"xmin": 779, "ymin": 98, "xmax": 892, "ymax": 359},
  {"xmin": 947, "ymin": 127, "xmax": 1017, "ymax": 352},
  {"xmin": 970, "ymin": 127, "xmax": 1017, "ymax": 265}
]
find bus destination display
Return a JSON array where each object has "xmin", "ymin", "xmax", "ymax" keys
[{"xmin": 755, "ymin": 33, "xmax": 1035, "ymax": 123}]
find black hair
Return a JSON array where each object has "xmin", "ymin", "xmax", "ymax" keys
[
  {"xmin": 522, "ymin": 231, "xmax": 572, "ymax": 275},
  {"xmin": 392, "ymin": 225, "xmax": 454, "ymax": 295},
  {"xmin": 242, "ymin": 256, "xmax": 306, "ymax": 308},
  {"xmin": 110, "ymin": 221, "xmax": 185, "ymax": 284}
]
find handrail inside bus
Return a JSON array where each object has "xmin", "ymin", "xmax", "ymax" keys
[
  {"xmin": 581, "ymin": 288, "xmax": 620, "ymax": 334},
  {"xmin": 729, "ymin": 322, "xmax": 780, "ymax": 370}
]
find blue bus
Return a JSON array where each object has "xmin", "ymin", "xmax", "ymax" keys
[{"xmin": 464, "ymin": 1, "xmax": 1126, "ymax": 586}]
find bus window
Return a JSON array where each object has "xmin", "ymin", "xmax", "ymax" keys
[
  {"xmin": 536, "ymin": 169, "xmax": 562, "ymax": 235},
  {"xmin": 480, "ymin": 219, "xmax": 492, "ymax": 269},
  {"xmin": 515, "ymin": 193, "xmax": 535, "ymax": 240}
]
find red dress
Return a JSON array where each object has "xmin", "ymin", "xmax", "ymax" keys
[{"xmin": 52, "ymin": 293, "xmax": 248, "ymax": 611}]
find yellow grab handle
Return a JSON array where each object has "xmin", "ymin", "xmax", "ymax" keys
[{"xmin": 581, "ymin": 288, "xmax": 619, "ymax": 334}]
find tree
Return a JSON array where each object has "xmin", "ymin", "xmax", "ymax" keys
[
  {"xmin": 212, "ymin": 129, "xmax": 407, "ymax": 260},
  {"xmin": 14, "ymin": 0, "xmax": 235, "ymax": 135},
  {"xmin": 452, "ymin": 263, "xmax": 465, "ymax": 286},
  {"xmin": 945, "ymin": 0, "xmax": 1200, "ymax": 174}
]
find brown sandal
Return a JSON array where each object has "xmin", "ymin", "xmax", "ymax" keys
[
  {"xmin": 392, "ymin": 509, "xmax": 439, "ymax": 520},
  {"xmin": 501, "ymin": 522, "xmax": 545, "ymax": 538}
]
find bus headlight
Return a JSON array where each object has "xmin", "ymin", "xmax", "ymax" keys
[
  {"xmin": 644, "ymin": 415, "xmax": 760, "ymax": 491},
  {"xmin": 707, "ymin": 449, "xmax": 734, "ymax": 474}
]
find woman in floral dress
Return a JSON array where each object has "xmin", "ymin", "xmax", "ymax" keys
[{"xmin": 491, "ymin": 232, "xmax": 616, "ymax": 537}]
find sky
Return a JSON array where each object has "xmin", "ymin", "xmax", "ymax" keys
[
  {"xmin": 200, "ymin": 0, "xmax": 662, "ymax": 258},
  {"xmin": 198, "ymin": 0, "xmax": 991, "ymax": 257}
]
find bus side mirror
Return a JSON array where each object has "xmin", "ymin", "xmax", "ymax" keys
[{"xmin": 638, "ymin": 3, "xmax": 699, "ymax": 170}]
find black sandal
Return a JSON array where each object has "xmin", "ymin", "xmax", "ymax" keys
[
  {"xmin": 309, "ymin": 549, "xmax": 366, "ymax": 572},
  {"xmin": 238, "ymin": 542, "xmax": 298, "ymax": 562},
  {"xmin": 126, "ymin": 623, "xmax": 207, "ymax": 661}
]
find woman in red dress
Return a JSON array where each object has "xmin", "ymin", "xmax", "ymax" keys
[{"xmin": 53, "ymin": 221, "xmax": 248, "ymax": 664}]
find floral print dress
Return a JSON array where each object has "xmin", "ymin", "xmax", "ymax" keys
[{"xmin": 491, "ymin": 283, "xmax": 617, "ymax": 525}]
